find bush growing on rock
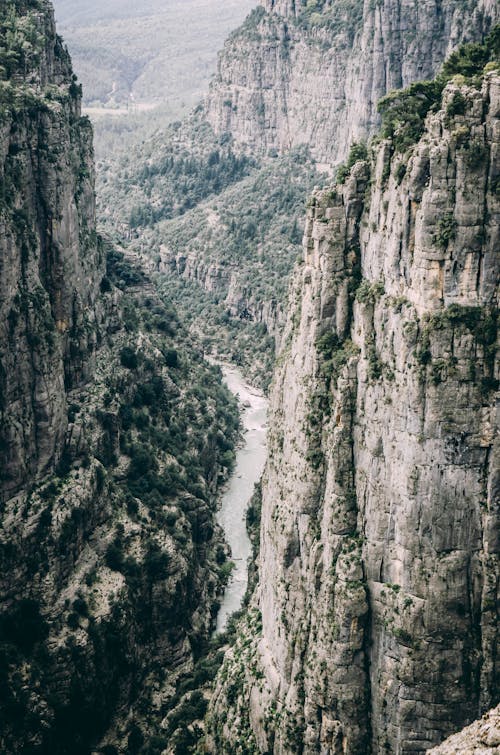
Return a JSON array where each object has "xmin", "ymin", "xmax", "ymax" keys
[{"xmin": 120, "ymin": 345, "xmax": 139, "ymax": 369}]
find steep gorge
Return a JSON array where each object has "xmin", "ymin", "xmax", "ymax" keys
[
  {"xmin": 106, "ymin": 0, "xmax": 499, "ymax": 389},
  {"xmin": 1, "ymin": 0, "xmax": 499, "ymax": 753}
]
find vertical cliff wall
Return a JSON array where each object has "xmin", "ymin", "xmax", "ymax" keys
[
  {"xmin": 206, "ymin": 0, "xmax": 497, "ymax": 164},
  {"xmin": 208, "ymin": 69, "xmax": 499, "ymax": 754},
  {"xmin": 0, "ymin": 0, "xmax": 103, "ymax": 502}
]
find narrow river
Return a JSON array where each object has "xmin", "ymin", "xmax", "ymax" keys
[{"xmin": 215, "ymin": 365, "xmax": 268, "ymax": 633}]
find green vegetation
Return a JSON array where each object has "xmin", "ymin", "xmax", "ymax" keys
[
  {"xmin": 107, "ymin": 303, "xmax": 239, "ymax": 513},
  {"xmin": 0, "ymin": 0, "xmax": 88, "ymax": 126},
  {"xmin": 394, "ymin": 162, "xmax": 406, "ymax": 185},
  {"xmin": 446, "ymin": 90, "xmax": 467, "ymax": 117},
  {"xmin": 164, "ymin": 691, "xmax": 207, "ymax": 749},
  {"xmin": 4, "ymin": 3, "xmax": 495, "ymax": 751},
  {"xmin": 119, "ymin": 345, "xmax": 139, "ymax": 369},
  {"xmin": 316, "ymin": 331, "xmax": 359, "ymax": 387},
  {"xmin": 0, "ymin": 235, "xmax": 241, "ymax": 753},
  {"xmin": 378, "ymin": 79, "xmax": 445, "ymax": 153},
  {"xmin": 296, "ymin": 0, "xmax": 364, "ymax": 41},
  {"xmin": 245, "ymin": 482, "xmax": 263, "ymax": 597},
  {"xmin": 416, "ymin": 304, "xmax": 498, "ymax": 397},
  {"xmin": 76, "ymin": 1, "xmax": 324, "ymax": 393},
  {"xmin": 0, "ymin": 599, "xmax": 48, "ymax": 654},
  {"xmin": 105, "ymin": 247, "xmax": 145, "ymax": 288},
  {"xmin": 111, "ymin": 147, "xmax": 322, "ymax": 389},
  {"xmin": 305, "ymin": 325, "xmax": 361, "ymax": 474},
  {"xmin": 229, "ymin": 5, "xmax": 267, "ymax": 43},
  {"xmin": 378, "ymin": 24, "xmax": 500, "ymax": 152},
  {"xmin": 336, "ymin": 141, "xmax": 368, "ymax": 184},
  {"xmin": 0, "ymin": 2, "xmax": 46, "ymax": 80},
  {"xmin": 205, "ymin": 609, "xmax": 263, "ymax": 754},
  {"xmin": 159, "ymin": 276, "xmax": 277, "ymax": 391},
  {"xmin": 148, "ymin": 147, "xmax": 316, "ymax": 293},
  {"xmin": 433, "ymin": 212, "xmax": 457, "ymax": 248},
  {"xmin": 356, "ymin": 279, "xmax": 385, "ymax": 305},
  {"xmin": 98, "ymin": 118, "xmax": 255, "ymax": 232},
  {"xmin": 441, "ymin": 27, "xmax": 500, "ymax": 78},
  {"xmin": 129, "ymin": 146, "xmax": 253, "ymax": 228}
]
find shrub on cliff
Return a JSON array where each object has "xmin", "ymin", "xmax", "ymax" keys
[
  {"xmin": 336, "ymin": 141, "xmax": 368, "ymax": 183},
  {"xmin": 378, "ymin": 79, "xmax": 444, "ymax": 152},
  {"xmin": 0, "ymin": 599, "xmax": 48, "ymax": 655},
  {"xmin": 378, "ymin": 25, "xmax": 499, "ymax": 152},
  {"xmin": 120, "ymin": 346, "xmax": 139, "ymax": 369}
]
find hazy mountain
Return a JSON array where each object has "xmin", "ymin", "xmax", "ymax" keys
[{"xmin": 52, "ymin": 0, "xmax": 255, "ymax": 115}]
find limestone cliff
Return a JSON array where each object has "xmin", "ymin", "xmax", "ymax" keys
[
  {"xmin": 105, "ymin": 0, "xmax": 500, "ymax": 395},
  {"xmin": 207, "ymin": 67, "xmax": 499, "ymax": 754},
  {"xmin": 206, "ymin": 0, "xmax": 498, "ymax": 164},
  {"xmin": 124, "ymin": 0, "xmax": 499, "ymax": 393}
]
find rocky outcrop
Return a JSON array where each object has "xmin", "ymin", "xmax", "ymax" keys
[
  {"xmin": 206, "ymin": 0, "xmax": 498, "ymax": 164},
  {"xmin": 0, "ymin": 0, "xmax": 103, "ymax": 502},
  {"xmin": 0, "ymin": 268, "xmax": 240, "ymax": 752},
  {"xmin": 160, "ymin": 249, "xmax": 285, "ymax": 341},
  {"xmin": 427, "ymin": 704, "xmax": 500, "ymax": 753},
  {"xmin": 112, "ymin": 1, "xmax": 500, "ymax": 393},
  {"xmin": 208, "ymin": 71, "xmax": 499, "ymax": 754},
  {"xmin": 149, "ymin": 0, "xmax": 498, "ymax": 378}
]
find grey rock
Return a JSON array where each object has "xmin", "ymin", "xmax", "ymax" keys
[
  {"xmin": 205, "ymin": 0, "xmax": 498, "ymax": 165},
  {"xmin": 208, "ymin": 74, "xmax": 499, "ymax": 755},
  {"xmin": 427, "ymin": 704, "xmax": 500, "ymax": 753},
  {"xmin": 0, "ymin": 1, "xmax": 104, "ymax": 502}
]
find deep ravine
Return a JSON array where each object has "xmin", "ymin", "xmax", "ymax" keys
[
  {"xmin": 0, "ymin": 3, "xmax": 243, "ymax": 751},
  {"xmin": 1, "ymin": 1, "xmax": 499, "ymax": 754},
  {"xmin": 215, "ymin": 365, "xmax": 268, "ymax": 633}
]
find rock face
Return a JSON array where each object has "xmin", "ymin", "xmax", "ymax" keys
[
  {"xmin": 208, "ymin": 72, "xmax": 499, "ymax": 754},
  {"xmin": 0, "ymin": 0, "xmax": 103, "ymax": 502},
  {"xmin": 161, "ymin": 248, "xmax": 286, "ymax": 340},
  {"xmin": 111, "ymin": 1, "xmax": 499, "ymax": 395},
  {"xmin": 206, "ymin": 0, "xmax": 498, "ymax": 164}
]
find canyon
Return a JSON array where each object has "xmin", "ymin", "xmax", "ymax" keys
[
  {"xmin": 0, "ymin": 0, "xmax": 498, "ymax": 753},
  {"xmin": 104, "ymin": 0, "xmax": 499, "ymax": 386}
]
